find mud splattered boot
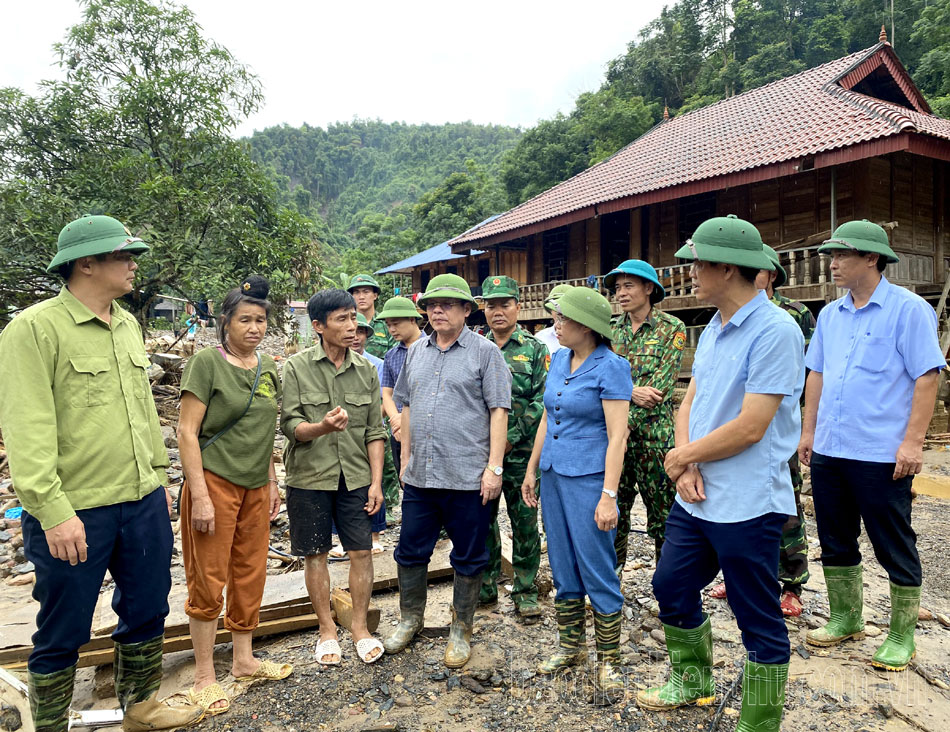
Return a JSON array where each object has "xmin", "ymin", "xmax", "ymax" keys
[
  {"xmin": 735, "ymin": 660, "xmax": 788, "ymax": 731},
  {"xmin": 28, "ymin": 664, "xmax": 75, "ymax": 732},
  {"xmin": 537, "ymin": 598, "xmax": 586, "ymax": 674},
  {"xmin": 806, "ymin": 564, "xmax": 865, "ymax": 647},
  {"xmin": 115, "ymin": 636, "xmax": 204, "ymax": 731},
  {"xmin": 636, "ymin": 615, "xmax": 716, "ymax": 710},
  {"xmin": 871, "ymin": 582, "xmax": 920, "ymax": 671},
  {"xmin": 383, "ymin": 564, "xmax": 428, "ymax": 654},
  {"xmin": 592, "ymin": 609, "xmax": 624, "ymax": 701},
  {"xmin": 444, "ymin": 572, "xmax": 482, "ymax": 668}
]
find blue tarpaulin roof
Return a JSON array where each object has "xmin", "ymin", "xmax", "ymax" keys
[{"xmin": 375, "ymin": 215, "xmax": 498, "ymax": 275}]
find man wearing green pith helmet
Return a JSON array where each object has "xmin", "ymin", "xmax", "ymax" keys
[{"xmin": 0, "ymin": 215, "xmax": 204, "ymax": 732}]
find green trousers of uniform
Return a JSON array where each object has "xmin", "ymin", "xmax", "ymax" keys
[
  {"xmin": 779, "ymin": 453, "xmax": 809, "ymax": 595},
  {"xmin": 382, "ymin": 421, "xmax": 400, "ymax": 515},
  {"xmin": 483, "ymin": 450, "xmax": 541, "ymax": 608},
  {"xmin": 616, "ymin": 441, "xmax": 676, "ymax": 569}
]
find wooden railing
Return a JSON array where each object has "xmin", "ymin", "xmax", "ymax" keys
[{"xmin": 519, "ymin": 276, "xmax": 603, "ymax": 313}]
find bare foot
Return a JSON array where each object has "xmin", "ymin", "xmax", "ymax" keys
[{"xmin": 231, "ymin": 658, "xmax": 261, "ymax": 678}]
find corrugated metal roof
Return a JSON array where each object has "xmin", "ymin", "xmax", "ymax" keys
[
  {"xmin": 376, "ymin": 215, "xmax": 497, "ymax": 273},
  {"xmin": 450, "ymin": 44, "xmax": 950, "ymax": 249}
]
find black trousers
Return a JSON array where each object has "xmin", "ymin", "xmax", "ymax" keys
[
  {"xmin": 810, "ymin": 452, "xmax": 921, "ymax": 587},
  {"xmin": 394, "ymin": 484, "xmax": 493, "ymax": 576},
  {"xmin": 653, "ymin": 502, "xmax": 790, "ymax": 664},
  {"xmin": 23, "ymin": 486, "xmax": 173, "ymax": 674}
]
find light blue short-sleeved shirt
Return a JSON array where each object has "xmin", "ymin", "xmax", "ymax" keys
[
  {"xmin": 805, "ymin": 276, "xmax": 945, "ymax": 463},
  {"xmin": 681, "ymin": 290, "xmax": 804, "ymax": 523},
  {"xmin": 539, "ymin": 344, "xmax": 633, "ymax": 477}
]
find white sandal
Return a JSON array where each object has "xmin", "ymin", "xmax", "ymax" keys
[
  {"xmin": 314, "ymin": 638, "xmax": 342, "ymax": 666},
  {"xmin": 355, "ymin": 637, "xmax": 384, "ymax": 664},
  {"xmin": 328, "ymin": 543, "xmax": 348, "ymax": 561}
]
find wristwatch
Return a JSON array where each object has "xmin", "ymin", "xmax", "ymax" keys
[
  {"xmin": 487, "ymin": 464, "xmax": 504, "ymax": 476},
  {"xmin": 602, "ymin": 488, "xmax": 617, "ymax": 499}
]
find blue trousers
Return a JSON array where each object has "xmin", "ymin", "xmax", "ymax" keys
[
  {"xmin": 23, "ymin": 486, "xmax": 173, "ymax": 673},
  {"xmin": 394, "ymin": 484, "xmax": 493, "ymax": 576},
  {"xmin": 541, "ymin": 469, "xmax": 623, "ymax": 614},
  {"xmin": 653, "ymin": 502, "xmax": 790, "ymax": 664}
]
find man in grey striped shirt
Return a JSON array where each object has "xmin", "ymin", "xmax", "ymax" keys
[{"xmin": 384, "ymin": 274, "xmax": 511, "ymax": 669}]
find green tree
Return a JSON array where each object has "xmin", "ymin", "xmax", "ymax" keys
[{"xmin": 0, "ymin": 0, "xmax": 318, "ymax": 325}]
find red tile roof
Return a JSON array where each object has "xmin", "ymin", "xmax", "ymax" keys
[{"xmin": 451, "ymin": 44, "xmax": 950, "ymax": 249}]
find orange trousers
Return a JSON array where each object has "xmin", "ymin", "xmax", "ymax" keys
[{"xmin": 181, "ymin": 470, "xmax": 270, "ymax": 632}]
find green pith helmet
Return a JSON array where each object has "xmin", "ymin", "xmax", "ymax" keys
[
  {"xmin": 378, "ymin": 295, "xmax": 423, "ymax": 320},
  {"xmin": 675, "ymin": 214, "xmax": 774, "ymax": 271},
  {"xmin": 416, "ymin": 273, "xmax": 478, "ymax": 308},
  {"xmin": 544, "ymin": 283, "xmax": 575, "ymax": 313},
  {"xmin": 818, "ymin": 219, "xmax": 899, "ymax": 264},
  {"xmin": 480, "ymin": 275, "xmax": 520, "ymax": 301},
  {"xmin": 347, "ymin": 273, "xmax": 381, "ymax": 293},
  {"xmin": 355, "ymin": 312, "xmax": 374, "ymax": 333},
  {"xmin": 47, "ymin": 215, "xmax": 149, "ymax": 273},
  {"xmin": 762, "ymin": 245, "xmax": 788, "ymax": 288},
  {"xmin": 552, "ymin": 286, "xmax": 614, "ymax": 340}
]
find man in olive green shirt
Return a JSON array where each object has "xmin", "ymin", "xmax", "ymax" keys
[
  {"xmin": 0, "ymin": 215, "xmax": 202, "ymax": 732},
  {"xmin": 280, "ymin": 288, "xmax": 388, "ymax": 665}
]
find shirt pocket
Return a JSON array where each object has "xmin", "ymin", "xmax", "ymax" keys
[
  {"xmin": 344, "ymin": 392, "xmax": 372, "ymax": 427},
  {"xmin": 67, "ymin": 355, "xmax": 114, "ymax": 408},
  {"xmin": 854, "ymin": 336, "xmax": 892, "ymax": 374},
  {"xmin": 631, "ymin": 348, "xmax": 662, "ymax": 378},
  {"xmin": 300, "ymin": 391, "xmax": 331, "ymax": 424},
  {"xmin": 127, "ymin": 351, "xmax": 151, "ymax": 399}
]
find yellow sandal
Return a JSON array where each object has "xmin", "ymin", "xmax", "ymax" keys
[
  {"xmin": 235, "ymin": 659, "xmax": 294, "ymax": 681},
  {"xmin": 188, "ymin": 682, "xmax": 230, "ymax": 716}
]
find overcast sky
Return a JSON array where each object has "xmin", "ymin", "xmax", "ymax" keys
[{"xmin": 4, "ymin": 0, "xmax": 669, "ymax": 137}]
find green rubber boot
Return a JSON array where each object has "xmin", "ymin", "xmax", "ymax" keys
[
  {"xmin": 384, "ymin": 564, "xmax": 428, "ymax": 654},
  {"xmin": 28, "ymin": 664, "xmax": 75, "ymax": 732},
  {"xmin": 806, "ymin": 564, "xmax": 865, "ymax": 647},
  {"xmin": 871, "ymin": 582, "xmax": 920, "ymax": 671},
  {"xmin": 593, "ymin": 609, "xmax": 624, "ymax": 699},
  {"xmin": 444, "ymin": 572, "xmax": 483, "ymax": 668},
  {"xmin": 735, "ymin": 660, "xmax": 788, "ymax": 732},
  {"xmin": 537, "ymin": 598, "xmax": 586, "ymax": 673},
  {"xmin": 636, "ymin": 615, "xmax": 716, "ymax": 710},
  {"xmin": 115, "ymin": 636, "xmax": 204, "ymax": 731}
]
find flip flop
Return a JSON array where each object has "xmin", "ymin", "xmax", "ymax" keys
[
  {"xmin": 708, "ymin": 582, "xmax": 727, "ymax": 599},
  {"xmin": 328, "ymin": 544, "xmax": 347, "ymax": 561},
  {"xmin": 355, "ymin": 637, "xmax": 385, "ymax": 664},
  {"xmin": 371, "ymin": 541, "xmax": 384, "ymax": 555},
  {"xmin": 315, "ymin": 638, "xmax": 342, "ymax": 666},
  {"xmin": 234, "ymin": 659, "xmax": 294, "ymax": 681},
  {"xmin": 188, "ymin": 682, "xmax": 230, "ymax": 716}
]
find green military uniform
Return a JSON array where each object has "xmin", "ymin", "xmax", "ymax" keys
[
  {"xmin": 478, "ymin": 276, "xmax": 546, "ymax": 616},
  {"xmin": 365, "ymin": 313, "xmax": 397, "ymax": 360},
  {"xmin": 611, "ymin": 307, "xmax": 686, "ymax": 567},
  {"xmin": 770, "ymin": 290, "xmax": 816, "ymax": 597}
]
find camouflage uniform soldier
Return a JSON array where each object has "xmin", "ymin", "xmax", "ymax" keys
[
  {"xmin": 708, "ymin": 245, "xmax": 815, "ymax": 616},
  {"xmin": 347, "ymin": 274, "xmax": 399, "ymax": 515},
  {"xmin": 605, "ymin": 260, "xmax": 686, "ymax": 569},
  {"xmin": 478, "ymin": 276, "xmax": 547, "ymax": 621}
]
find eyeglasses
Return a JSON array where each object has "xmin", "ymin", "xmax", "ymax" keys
[
  {"xmin": 553, "ymin": 314, "xmax": 570, "ymax": 325},
  {"xmin": 424, "ymin": 300, "xmax": 460, "ymax": 312}
]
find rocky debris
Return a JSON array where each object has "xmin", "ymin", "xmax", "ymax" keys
[{"xmin": 0, "ymin": 703, "xmax": 22, "ymax": 732}]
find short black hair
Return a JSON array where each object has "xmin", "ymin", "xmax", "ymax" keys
[
  {"xmin": 736, "ymin": 265, "xmax": 761, "ymax": 284},
  {"xmin": 57, "ymin": 253, "xmax": 107, "ymax": 281},
  {"xmin": 856, "ymin": 251, "xmax": 888, "ymax": 272},
  {"xmin": 308, "ymin": 288, "xmax": 356, "ymax": 325}
]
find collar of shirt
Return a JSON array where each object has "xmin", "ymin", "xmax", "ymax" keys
[
  {"xmin": 709, "ymin": 289, "xmax": 770, "ymax": 333},
  {"xmin": 424, "ymin": 325, "xmax": 473, "ymax": 350},
  {"xmin": 839, "ymin": 275, "xmax": 890, "ymax": 313},
  {"xmin": 310, "ymin": 337, "xmax": 356, "ymax": 370},
  {"xmin": 564, "ymin": 343, "xmax": 611, "ymax": 381},
  {"xmin": 487, "ymin": 326, "xmax": 525, "ymax": 347},
  {"xmin": 59, "ymin": 286, "xmax": 131, "ymax": 329}
]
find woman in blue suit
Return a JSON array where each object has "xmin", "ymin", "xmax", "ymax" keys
[{"xmin": 522, "ymin": 286, "xmax": 633, "ymax": 698}]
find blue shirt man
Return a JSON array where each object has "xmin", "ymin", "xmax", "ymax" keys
[{"xmin": 683, "ymin": 290, "xmax": 803, "ymax": 523}]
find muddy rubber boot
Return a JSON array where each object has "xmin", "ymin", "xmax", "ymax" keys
[
  {"xmin": 537, "ymin": 597, "xmax": 587, "ymax": 674},
  {"xmin": 735, "ymin": 660, "xmax": 788, "ymax": 732},
  {"xmin": 636, "ymin": 615, "xmax": 716, "ymax": 710},
  {"xmin": 805, "ymin": 564, "xmax": 865, "ymax": 647},
  {"xmin": 592, "ymin": 609, "xmax": 624, "ymax": 701},
  {"xmin": 115, "ymin": 636, "xmax": 204, "ymax": 731},
  {"xmin": 383, "ymin": 564, "xmax": 429, "ymax": 654},
  {"xmin": 871, "ymin": 582, "xmax": 920, "ymax": 671},
  {"xmin": 444, "ymin": 572, "xmax": 482, "ymax": 668},
  {"xmin": 28, "ymin": 664, "xmax": 75, "ymax": 732}
]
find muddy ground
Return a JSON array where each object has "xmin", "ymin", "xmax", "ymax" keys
[{"xmin": 1, "ymin": 331, "xmax": 949, "ymax": 732}]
